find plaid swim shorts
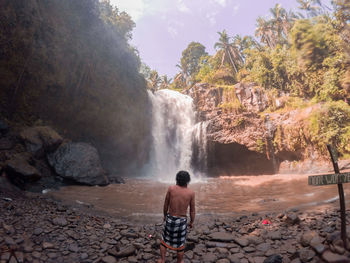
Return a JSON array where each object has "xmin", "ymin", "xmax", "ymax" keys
[{"xmin": 161, "ymin": 214, "xmax": 187, "ymax": 251}]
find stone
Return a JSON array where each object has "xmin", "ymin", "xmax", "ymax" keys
[
  {"xmin": 263, "ymin": 254, "xmax": 283, "ymax": 263},
  {"xmin": 209, "ymin": 232, "xmax": 234, "ymax": 242},
  {"xmin": 311, "ymin": 243, "xmax": 325, "ymax": 254},
  {"xmin": 142, "ymin": 253, "xmax": 153, "ymax": 260},
  {"xmin": 114, "ymin": 245, "xmax": 135, "ymax": 258},
  {"xmin": 52, "ymin": 217, "xmax": 68, "ymax": 226},
  {"xmin": 19, "ymin": 126, "xmax": 63, "ymax": 157},
  {"xmin": 5, "ymin": 154, "xmax": 41, "ymax": 187},
  {"xmin": 42, "ymin": 242, "xmax": 54, "ymax": 249},
  {"xmin": 299, "ymin": 248, "xmax": 315, "ymax": 262},
  {"xmin": 127, "ymin": 256, "xmax": 138, "ymax": 263},
  {"xmin": 102, "ymin": 255, "xmax": 117, "ymax": 263},
  {"xmin": 185, "ymin": 250, "xmax": 194, "ymax": 259},
  {"xmin": 251, "ymin": 257, "xmax": 265, "ymax": 263},
  {"xmin": 48, "ymin": 142, "xmax": 109, "ymax": 186},
  {"xmin": 47, "ymin": 253, "xmax": 57, "ymax": 259},
  {"xmin": 24, "ymin": 244, "xmax": 34, "ymax": 253},
  {"xmin": 34, "ymin": 228, "xmax": 43, "ymax": 235},
  {"xmin": 68, "ymin": 243, "xmax": 79, "ymax": 253},
  {"xmin": 285, "ymin": 213, "xmax": 300, "ymax": 225},
  {"xmin": 217, "ymin": 259, "xmax": 230, "ymax": 263},
  {"xmin": 120, "ymin": 229, "xmax": 138, "ymax": 238},
  {"xmin": 202, "ymin": 252, "xmax": 217, "ymax": 262},
  {"xmin": 256, "ymin": 243, "xmax": 271, "ymax": 252},
  {"xmin": 268, "ymin": 231, "xmax": 281, "ymax": 240},
  {"xmin": 234, "ymin": 237, "xmax": 250, "ymax": 247},
  {"xmin": 206, "ymin": 241, "xmax": 230, "ymax": 248},
  {"xmin": 322, "ymin": 250, "xmax": 349, "ymax": 263},
  {"xmin": 243, "ymin": 246, "xmax": 256, "ymax": 253},
  {"xmin": 80, "ymin": 253, "xmax": 89, "ymax": 260},
  {"xmin": 300, "ymin": 231, "xmax": 319, "ymax": 247}
]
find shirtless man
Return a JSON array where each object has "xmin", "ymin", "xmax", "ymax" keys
[{"xmin": 158, "ymin": 171, "xmax": 195, "ymax": 263}]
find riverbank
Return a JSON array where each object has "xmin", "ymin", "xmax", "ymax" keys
[{"xmin": 1, "ymin": 186, "xmax": 350, "ymax": 263}]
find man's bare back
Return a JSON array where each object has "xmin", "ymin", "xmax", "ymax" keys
[{"xmin": 163, "ymin": 185, "xmax": 195, "ymax": 226}]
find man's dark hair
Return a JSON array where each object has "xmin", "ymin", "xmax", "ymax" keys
[{"xmin": 176, "ymin": 170, "xmax": 191, "ymax": 186}]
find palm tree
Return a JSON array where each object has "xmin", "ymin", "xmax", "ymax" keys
[
  {"xmin": 297, "ymin": 0, "xmax": 323, "ymax": 17},
  {"xmin": 255, "ymin": 17, "xmax": 276, "ymax": 48},
  {"xmin": 148, "ymin": 70, "xmax": 161, "ymax": 92},
  {"xmin": 174, "ymin": 63, "xmax": 190, "ymax": 86},
  {"xmin": 214, "ymin": 30, "xmax": 243, "ymax": 73},
  {"xmin": 159, "ymin": 75, "xmax": 172, "ymax": 89},
  {"xmin": 269, "ymin": 4, "xmax": 293, "ymax": 44}
]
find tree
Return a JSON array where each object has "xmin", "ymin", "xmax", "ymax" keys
[
  {"xmin": 179, "ymin": 42, "xmax": 207, "ymax": 84},
  {"xmin": 255, "ymin": 17, "xmax": 276, "ymax": 48},
  {"xmin": 148, "ymin": 70, "xmax": 161, "ymax": 92},
  {"xmin": 297, "ymin": 0, "xmax": 324, "ymax": 18},
  {"xmin": 214, "ymin": 30, "xmax": 243, "ymax": 73},
  {"xmin": 159, "ymin": 75, "xmax": 172, "ymax": 89},
  {"xmin": 98, "ymin": 0, "xmax": 135, "ymax": 41}
]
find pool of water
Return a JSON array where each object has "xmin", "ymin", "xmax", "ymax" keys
[{"xmin": 48, "ymin": 173, "xmax": 350, "ymax": 223}]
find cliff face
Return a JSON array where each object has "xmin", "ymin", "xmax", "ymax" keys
[
  {"xmin": 0, "ymin": 0, "xmax": 152, "ymax": 175},
  {"xmin": 187, "ymin": 83, "xmax": 275, "ymax": 175},
  {"xmin": 187, "ymin": 83, "xmax": 349, "ymax": 175}
]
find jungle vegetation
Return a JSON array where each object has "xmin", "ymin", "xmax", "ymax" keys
[{"xmin": 159, "ymin": 0, "xmax": 350, "ymax": 157}]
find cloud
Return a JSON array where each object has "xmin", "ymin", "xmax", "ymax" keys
[
  {"xmin": 233, "ymin": 3, "xmax": 240, "ymax": 14},
  {"xmin": 167, "ymin": 20, "xmax": 185, "ymax": 38},
  {"xmin": 111, "ymin": 0, "xmax": 169, "ymax": 21},
  {"xmin": 177, "ymin": 0, "xmax": 190, "ymax": 13},
  {"xmin": 212, "ymin": 0, "xmax": 227, "ymax": 7},
  {"xmin": 206, "ymin": 11, "xmax": 219, "ymax": 26}
]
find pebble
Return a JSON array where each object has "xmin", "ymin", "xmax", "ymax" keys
[{"xmin": 1, "ymin": 193, "xmax": 350, "ymax": 263}]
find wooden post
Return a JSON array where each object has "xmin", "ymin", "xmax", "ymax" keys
[{"xmin": 327, "ymin": 145, "xmax": 347, "ymax": 249}]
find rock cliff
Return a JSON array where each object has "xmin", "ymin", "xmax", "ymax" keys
[
  {"xmin": 0, "ymin": 0, "xmax": 152, "ymax": 176},
  {"xmin": 187, "ymin": 83, "xmax": 350, "ymax": 175}
]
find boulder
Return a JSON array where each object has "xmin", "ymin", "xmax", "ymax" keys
[
  {"xmin": 48, "ymin": 142, "xmax": 109, "ymax": 186},
  {"xmin": 5, "ymin": 154, "xmax": 41, "ymax": 189},
  {"xmin": 19, "ymin": 126, "xmax": 63, "ymax": 157}
]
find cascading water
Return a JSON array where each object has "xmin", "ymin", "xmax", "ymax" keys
[
  {"xmin": 192, "ymin": 121, "xmax": 209, "ymax": 173},
  {"xmin": 147, "ymin": 89, "xmax": 207, "ymax": 182}
]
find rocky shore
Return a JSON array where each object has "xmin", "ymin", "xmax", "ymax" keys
[{"xmin": 1, "ymin": 186, "xmax": 350, "ymax": 263}]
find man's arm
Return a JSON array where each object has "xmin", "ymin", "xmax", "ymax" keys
[
  {"xmin": 189, "ymin": 192, "xmax": 195, "ymax": 228},
  {"xmin": 163, "ymin": 188, "xmax": 170, "ymax": 220}
]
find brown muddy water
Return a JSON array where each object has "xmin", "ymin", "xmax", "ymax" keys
[{"xmin": 48, "ymin": 173, "xmax": 350, "ymax": 223}]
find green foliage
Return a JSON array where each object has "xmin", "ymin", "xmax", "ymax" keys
[
  {"xmin": 309, "ymin": 101, "xmax": 350, "ymax": 156},
  {"xmin": 256, "ymin": 138, "xmax": 266, "ymax": 153},
  {"xmin": 195, "ymin": 54, "xmax": 221, "ymax": 83},
  {"xmin": 180, "ymin": 42, "xmax": 207, "ymax": 84},
  {"xmin": 218, "ymin": 85, "xmax": 245, "ymax": 113}
]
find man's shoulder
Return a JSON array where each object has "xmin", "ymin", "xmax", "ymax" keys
[{"xmin": 188, "ymin": 188, "xmax": 195, "ymax": 196}]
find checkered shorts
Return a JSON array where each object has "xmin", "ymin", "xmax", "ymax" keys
[{"xmin": 161, "ymin": 214, "xmax": 187, "ymax": 250}]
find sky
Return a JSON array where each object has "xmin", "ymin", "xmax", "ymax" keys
[{"xmin": 110, "ymin": 0, "xmax": 331, "ymax": 78}]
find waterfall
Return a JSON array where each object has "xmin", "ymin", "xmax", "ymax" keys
[
  {"xmin": 147, "ymin": 89, "xmax": 206, "ymax": 182},
  {"xmin": 192, "ymin": 121, "xmax": 208, "ymax": 173}
]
